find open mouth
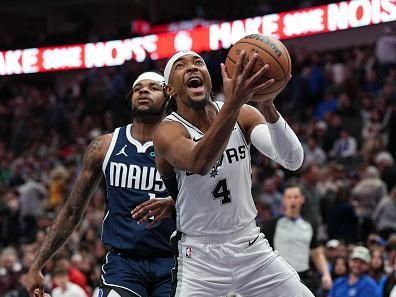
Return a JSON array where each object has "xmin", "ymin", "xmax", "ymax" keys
[{"xmin": 186, "ymin": 76, "xmax": 204, "ymax": 92}]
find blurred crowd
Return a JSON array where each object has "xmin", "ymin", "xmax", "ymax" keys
[{"xmin": 1, "ymin": 23, "xmax": 396, "ymax": 297}]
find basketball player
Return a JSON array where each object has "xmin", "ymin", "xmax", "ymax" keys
[
  {"xmin": 26, "ymin": 72, "xmax": 176, "ymax": 297},
  {"xmin": 150, "ymin": 50, "xmax": 314, "ymax": 296}
]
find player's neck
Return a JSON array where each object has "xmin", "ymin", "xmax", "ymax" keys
[
  {"xmin": 130, "ymin": 120, "xmax": 159, "ymax": 143},
  {"xmin": 177, "ymin": 101, "xmax": 217, "ymax": 132}
]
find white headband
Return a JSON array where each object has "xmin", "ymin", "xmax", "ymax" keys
[
  {"xmin": 133, "ymin": 72, "xmax": 165, "ymax": 88},
  {"xmin": 164, "ymin": 51, "xmax": 205, "ymax": 84}
]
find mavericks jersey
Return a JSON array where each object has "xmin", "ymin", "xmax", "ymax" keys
[
  {"xmin": 102, "ymin": 124, "xmax": 175, "ymax": 256},
  {"xmin": 165, "ymin": 101, "xmax": 257, "ymax": 236}
]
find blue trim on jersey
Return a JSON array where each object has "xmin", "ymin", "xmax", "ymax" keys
[{"xmin": 102, "ymin": 125, "xmax": 175, "ymax": 256}]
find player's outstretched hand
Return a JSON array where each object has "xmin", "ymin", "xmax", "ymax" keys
[
  {"xmin": 220, "ymin": 50, "xmax": 274, "ymax": 108},
  {"xmin": 131, "ymin": 197, "xmax": 175, "ymax": 229},
  {"xmin": 26, "ymin": 268, "xmax": 45, "ymax": 297}
]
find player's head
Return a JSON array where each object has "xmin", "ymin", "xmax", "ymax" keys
[
  {"xmin": 164, "ymin": 51, "xmax": 212, "ymax": 110},
  {"xmin": 127, "ymin": 71, "xmax": 169, "ymax": 123}
]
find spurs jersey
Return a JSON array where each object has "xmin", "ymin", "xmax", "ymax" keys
[
  {"xmin": 101, "ymin": 124, "xmax": 175, "ymax": 256},
  {"xmin": 165, "ymin": 101, "xmax": 257, "ymax": 236}
]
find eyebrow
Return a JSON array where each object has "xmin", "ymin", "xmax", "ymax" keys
[{"xmin": 174, "ymin": 55, "xmax": 202, "ymax": 64}]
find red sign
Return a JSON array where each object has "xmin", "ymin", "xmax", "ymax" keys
[{"xmin": 1, "ymin": 0, "xmax": 395, "ymax": 76}]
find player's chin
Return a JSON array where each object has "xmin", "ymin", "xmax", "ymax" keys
[{"xmin": 187, "ymin": 90, "xmax": 208, "ymax": 102}]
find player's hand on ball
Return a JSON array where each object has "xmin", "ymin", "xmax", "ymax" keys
[
  {"xmin": 131, "ymin": 197, "xmax": 175, "ymax": 229},
  {"xmin": 253, "ymin": 74, "xmax": 292, "ymax": 106},
  {"xmin": 221, "ymin": 50, "xmax": 275, "ymax": 108}
]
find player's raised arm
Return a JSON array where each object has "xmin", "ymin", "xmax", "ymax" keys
[
  {"xmin": 26, "ymin": 134, "xmax": 110, "ymax": 297},
  {"xmin": 155, "ymin": 51, "xmax": 274, "ymax": 175},
  {"xmin": 238, "ymin": 103, "xmax": 304, "ymax": 171}
]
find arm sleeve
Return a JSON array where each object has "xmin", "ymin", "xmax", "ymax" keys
[
  {"xmin": 250, "ymin": 115, "xmax": 304, "ymax": 171},
  {"xmin": 161, "ymin": 171, "xmax": 179, "ymax": 202}
]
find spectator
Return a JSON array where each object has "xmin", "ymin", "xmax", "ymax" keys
[
  {"xmin": 369, "ymin": 247, "xmax": 387, "ymax": 291},
  {"xmin": 352, "ymin": 166, "xmax": 388, "ymax": 218},
  {"xmin": 372, "ymin": 186, "xmax": 396, "ymax": 240},
  {"xmin": 52, "ymin": 253, "xmax": 88, "ymax": 295},
  {"xmin": 18, "ymin": 170, "xmax": 47, "ymax": 243},
  {"xmin": 375, "ymin": 26, "xmax": 396, "ymax": 78},
  {"xmin": 47, "ymin": 166, "xmax": 69, "ymax": 210},
  {"xmin": 331, "ymin": 256, "xmax": 349, "ymax": 281},
  {"xmin": 381, "ymin": 241, "xmax": 396, "ymax": 297},
  {"xmin": 0, "ymin": 247, "xmax": 22, "ymax": 296},
  {"xmin": 326, "ymin": 182, "xmax": 358, "ymax": 243},
  {"xmin": 51, "ymin": 268, "xmax": 86, "ymax": 297},
  {"xmin": 300, "ymin": 164, "xmax": 322, "ymax": 226},
  {"xmin": 0, "ymin": 189, "xmax": 21, "ymax": 247},
  {"xmin": 303, "ymin": 137, "xmax": 327, "ymax": 169},
  {"xmin": 375, "ymin": 152, "xmax": 396, "ymax": 190},
  {"xmin": 328, "ymin": 246, "xmax": 378, "ymax": 297},
  {"xmin": 257, "ymin": 177, "xmax": 283, "ymax": 216},
  {"xmin": 330, "ymin": 129, "xmax": 358, "ymax": 159}
]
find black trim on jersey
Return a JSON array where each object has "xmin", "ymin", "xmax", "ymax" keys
[
  {"xmin": 170, "ymin": 231, "xmax": 182, "ymax": 297},
  {"xmin": 171, "ymin": 112, "xmax": 204, "ymax": 136},
  {"xmin": 212, "ymin": 101, "xmax": 220, "ymax": 112},
  {"xmin": 236, "ymin": 122, "xmax": 249, "ymax": 148}
]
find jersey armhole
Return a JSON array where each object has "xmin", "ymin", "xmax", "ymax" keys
[{"xmin": 102, "ymin": 128, "xmax": 120, "ymax": 174}]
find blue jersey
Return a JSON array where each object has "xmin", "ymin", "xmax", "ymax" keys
[
  {"xmin": 328, "ymin": 275, "xmax": 378, "ymax": 297},
  {"xmin": 101, "ymin": 124, "xmax": 175, "ymax": 257}
]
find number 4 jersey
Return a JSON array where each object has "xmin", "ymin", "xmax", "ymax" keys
[
  {"xmin": 101, "ymin": 124, "xmax": 175, "ymax": 256},
  {"xmin": 164, "ymin": 102, "xmax": 257, "ymax": 236}
]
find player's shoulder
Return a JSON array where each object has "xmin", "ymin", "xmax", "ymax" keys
[
  {"xmin": 85, "ymin": 132, "xmax": 113, "ymax": 164},
  {"xmin": 155, "ymin": 115, "xmax": 190, "ymax": 140}
]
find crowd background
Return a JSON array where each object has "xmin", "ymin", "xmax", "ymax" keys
[{"xmin": 1, "ymin": 0, "xmax": 396, "ymax": 296}]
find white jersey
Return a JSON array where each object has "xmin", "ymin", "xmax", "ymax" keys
[{"xmin": 165, "ymin": 101, "xmax": 257, "ymax": 236}]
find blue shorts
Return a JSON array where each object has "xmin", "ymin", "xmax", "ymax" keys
[{"xmin": 101, "ymin": 251, "xmax": 174, "ymax": 297}]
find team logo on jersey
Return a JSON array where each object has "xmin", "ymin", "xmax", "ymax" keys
[
  {"xmin": 209, "ymin": 155, "xmax": 224, "ymax": 178},
  {"xmin": 185, "ymin": 246, "xmax": 192, "ymax": 258},
  {"xmin": 98, "ymin": 289, "xmax": 103, "ymax": 297},
  {"xmin": 116, "ymin": 145, "xmax": 128, "ymax": 157}
]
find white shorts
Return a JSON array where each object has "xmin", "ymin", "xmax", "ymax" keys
[{"xmin": 171, "ymin": 221, "xmax": 314, "ymax": 297}]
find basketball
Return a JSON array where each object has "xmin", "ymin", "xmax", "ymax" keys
[{"xmin": 225, "ymin": 34, "xmax": 291, "ymax": 101}]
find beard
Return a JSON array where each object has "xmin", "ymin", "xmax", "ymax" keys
[{"xmin": 131, "ymin": 104, "xmax": 165, "ymax": 123}]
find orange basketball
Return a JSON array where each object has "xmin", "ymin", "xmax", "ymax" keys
[{"xmin": 225, "ymin": 34, "xmax": 291, "ymax": 101}]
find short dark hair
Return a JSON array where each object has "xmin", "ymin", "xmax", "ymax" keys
[{"xmin": 283, "ymin": 181, "xmax": 301, "ymax": 191}]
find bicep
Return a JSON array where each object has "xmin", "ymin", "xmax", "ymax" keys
[
  {"xmin": 66, "ymin": 136, "xmax": 107, "ymax": 211},
  {"xmin": 238, "ymin": 104, "xmax": 266, "ymax": 142},
  {"xmin": 154, "ymin": 123, "xmax": 197, "ymax": 173}
]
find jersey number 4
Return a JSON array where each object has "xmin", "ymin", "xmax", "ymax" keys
[{"xmin": 212, "ymin": 179, "xmax": 232, "ymax": 204}]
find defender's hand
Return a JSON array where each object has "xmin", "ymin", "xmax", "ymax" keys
[
  {"xmin": 26, "ymin": 268, "xmax": 45, "ymax": 297},
  {"xmin": 131, "ymin": 197, "xmax": 175, "ymax": 229},
  {"xmin": 34, "ymin": 289, "xmax": 51, "ymax": 297}
]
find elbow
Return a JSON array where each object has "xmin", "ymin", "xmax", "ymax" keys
[{"xmin": 283, "ymin": 145, "xmax": 304, "ymax": 171}]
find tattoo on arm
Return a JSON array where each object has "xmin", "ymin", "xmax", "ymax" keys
[{"xmin": 32, "ymin": 136, "xmax": 106, "ymax": 270}]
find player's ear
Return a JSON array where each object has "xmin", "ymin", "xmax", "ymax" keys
[{"xmin": 165, "ymin": 85, "xmax": 176, "ymax": 97}]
